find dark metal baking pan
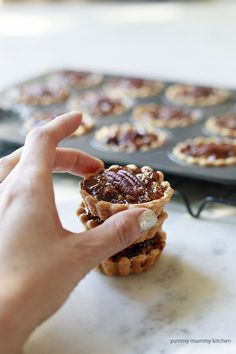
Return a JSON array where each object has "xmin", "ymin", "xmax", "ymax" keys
[{"xmin": 0, "ymin": 71, "xmax": 236, "ymax": 185}]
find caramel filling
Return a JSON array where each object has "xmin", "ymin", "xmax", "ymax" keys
[
  {"xmin": 111, "ymin": 234, "xmax": 164, "ymax": 261},
  {"xmin": 99, "ymin": 127, "xmax": 159, "ymax": 150},
  {"xmin": 81, "ymin": 166, "xmax": 164, "ymax": 204},
  {"xmin": 61, "ymin": 70, "xmax": 91, "ymax": 81},
  {"xmin": 116, "ymin": 78, "xmax": 146, "ymax": 89},
  {"xmin": 178, "ymin": 86, "xmax": 214, "ymax": 98},
  {"xmin": 84, "ymin": 207, "xmax": 103, "ymax": 225},
  {"xmin": 79, "ymin": 94, "xmax": 122, "ymax": 116},
  {"xmin": 215, "ymin": 113, "xmax": 236, "ymax": 129},
  {"xmin": 141, "ymin": 105, "xmax": 193, "ymax": 121},
  {"xmin": 181, "ymin": 142, "xmax": 236, "ymax": 159}
]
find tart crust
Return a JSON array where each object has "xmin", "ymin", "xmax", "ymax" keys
[
  {"xmin": 80, "ymin": 164, "xmax": 173, "ymax": 219},
  {"xmin": 97, "ymin": 230, "xmax": 166, "ymax": 276},
  {"xmin": 173, "ymin": 136, "xmax": 236, "ymax": 167},
  {"xmin": 94, "ymin": 123, "xmax": 167, "ymax": 152},
  {"xmin": 72, "ymin": 115, "xmax": 94, "ymax": 136},
  {"xmin": 133, "ymin": 103, "xmax": 199, "ymax": 128},
  {"xmin": 77, "ymin": 201, "xmax": 168, "ymax": 244},
  {"xmin": 205, "ymin": 114, "xmax": 236, "ymax": 138},
  {"xmin": 165, "ymin": 84, "xmax": 228, "ymax": 107},
  {"xmin": 105, "ymin": 77, "xmax": 163, "ymax": 98}
]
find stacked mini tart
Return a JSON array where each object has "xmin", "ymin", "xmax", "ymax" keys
[{"xmin": 77, "ymin": 164, "xmax": 173, "ymax": 276}]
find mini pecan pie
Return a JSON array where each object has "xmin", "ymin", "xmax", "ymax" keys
[
  {"xmin": 105, "ymin": 77, "xmax": 163, "ymax": 98},
  {"xmin": 23, "ymin": 111, "xmax": 94, "ymax": 137},
  {"xmin": 80, "ymin": 164, "xmax": 173, "ymax": 219},
  {"xmin": 49, "ymin": 70, "xmax": 103, "ymax": 89},
  {"xmin": 94, "ymin": 123, "xmax": 167, "ymax": 152},
  {"xmin": 165, "ymin": 84, "xmax": 228, "ymax": 106},
  {"xmin": 8, "ymin": 81, "xmax": 69, "ymax": 106},
  {"xmin": 97, "ymin": 230, "xmax": 166, "ymax": 276},
  {"xmin": 133, "ymin": 103, "xmax": 199, "ymax": 128},
  {"xmin": 68, "ymin": 91, "xmax": 131, "ymax": 117},
  {"xmin": 206, "ymin": 112, "xmax": 236, "ymax": 138},
  {"xmin": 173, "ymin": 136, "xmax": 236, "ymax": 166},
  {"xmin": 77, "ymin": 201, "xmax": 168, "ymax": 244}
]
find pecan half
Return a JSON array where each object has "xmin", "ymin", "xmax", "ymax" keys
[{"xmin": 105, "ymin": 170, "xmax": 145, "ymax": 197}]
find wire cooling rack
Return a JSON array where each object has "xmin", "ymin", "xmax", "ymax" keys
[{"xmin": 169, "ymin": 174, "xmax": 236, "ymax": 218}]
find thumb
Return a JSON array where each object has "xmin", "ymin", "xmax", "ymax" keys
[{"xmin": 69, "ymin": 208, "xmax": 157, "ymax": 271}]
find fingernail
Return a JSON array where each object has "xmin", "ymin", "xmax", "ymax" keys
[{"xmin": 138, "ymin": 210, "xmax": 157, "ymax": 232}]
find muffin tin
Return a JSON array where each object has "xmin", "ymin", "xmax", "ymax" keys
[{"xmin": 0, "ymin": 70, "xmax": 236, "ymax": 185}]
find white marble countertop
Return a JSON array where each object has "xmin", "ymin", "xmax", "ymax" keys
[{"xmin": 0, "ymin": 1, "xmax": 236, "ymax": 353}]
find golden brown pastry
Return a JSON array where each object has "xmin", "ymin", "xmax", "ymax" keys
[
  {"xmin": 165, "ymin": 84, "xmax": 228, "ymax": 107},
  {"xmin": 173, "ymin": 136, "xmax": 236, "ymax": 166}
]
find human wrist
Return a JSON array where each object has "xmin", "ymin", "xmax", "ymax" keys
[{"xmin": 0, "ymin": 275, "xmax": 35, "ymax": 354}]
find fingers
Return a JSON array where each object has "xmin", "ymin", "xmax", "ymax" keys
[
  {"xmin": 68, "ymin": 208, "xmax": 157, "ymax": 271},
  {"xmin": 0, "ymin": 147, "xmax": 103, "ymax": 181},
  {"xmin": 19, "ymin": 112, "xmax": 83, "ymax": 176},
  {"xmin": 53, "ymin": 148, "xmax": 103, "ymax": 175},
  {"xmin": 0, "ymin": 147, "xmax": 23, "ymax": 181}
]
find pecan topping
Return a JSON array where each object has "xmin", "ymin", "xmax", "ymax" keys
[
  {"xmin": 181, "ymin": 142, "xmax": 236, "ymax": 159},
  {"xmin": 81, "ymin": 165, "xmax": 165, "ymax": 204},
  {"xmin": 180, "ymin": 86, "xmax": 214, "ymax": 98},
  {"xmin": 106, "ymin": 170, "xmax": 145, "ymax": 197}
]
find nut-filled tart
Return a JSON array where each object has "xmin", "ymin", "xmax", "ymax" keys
[
  {"xmin": 94, "ymin": 123, "xmax": 167, "ymax": 152},
  {"xmin": 97, "ymin": 230, "xmax": 167, "ymax": 276},
  {"xmin": 173, "ymin": 136, "xmax": 236, "ymax": 166},
  {"xmin": 23, "ymin": 111, "xmax": 94, "ymax": 136},
  {"xmin": 68, "ymin": 91, "xmax": 132, "ymax": 117},
  {"xmin": 133, "ymin": 103, "xmax": 199, "ymax": 128},
  {"xmin": 205, "ymin": 112, "xmax": 236, "ymax": 138},
  {"xmin": 48, "ymin": 70, "xmax": 103, "ymax": 89},
  {"xmin": 165, "ymin": 84, "xmax": 228, "ymax": 107},
  {"xmin": 7, "ymin": 81, "xmax": 69, "ymax": 106},
  {"xmin": 77, "ymin": 201, "xmax": 168, "ymax": 244},
  {"xmin": 80, "ymin": 164, "xmax": 173, "ymax": 219},
  {"xmin": 105, "ymin": 77, "xmax": 163, "ymax": 98}
]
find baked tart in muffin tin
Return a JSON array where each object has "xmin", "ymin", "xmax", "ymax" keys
[
  {"xmin": 94, "ymin": 122, "xmax": 167, "ymax": 152},
  {"xmin": 105, "ymin": 77, "xmax": 164, "ymax": 98},
  {"xmin": 173, "ymin": 136, "xmax": 236, "ymax": 166},
  {"xmin": 133, "ymin": 103, "xmax": 200, "ymax": 128},
  {"xmin": 97, "ymin": 230, "xmax": 166, "ymax": 276},
  {"xmin": 77, "ymin": 201, "xmax": 168, "ymax": 244},
  {"xmin": 7, "ymin": 81, "xmax": 69, "ymax": 106},
  {"xmin": 205, "ymin": 112, "xmax": 236, "ymax": 138},
  {"xmin": 80, "ymin": 164, "xmax": 173, "ymax": 219},
  {"xmin": 165, "ymin": 84, "xmax": 228, "ymax": 107},
  {"xmin": 67, "ymin": 91, "xmax": 132, "ymax": 117},
  {"xmin": 48, "ymin": 70, "xmax": 103, "ymax": 90},
  {"xmin": 23, "ymin": 111, "xmax": 94, "ymax": 137}
]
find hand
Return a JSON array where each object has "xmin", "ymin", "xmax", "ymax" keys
[{"xmin": 0, "ymin": 112, "xmax": 157, "ymax": 354}]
